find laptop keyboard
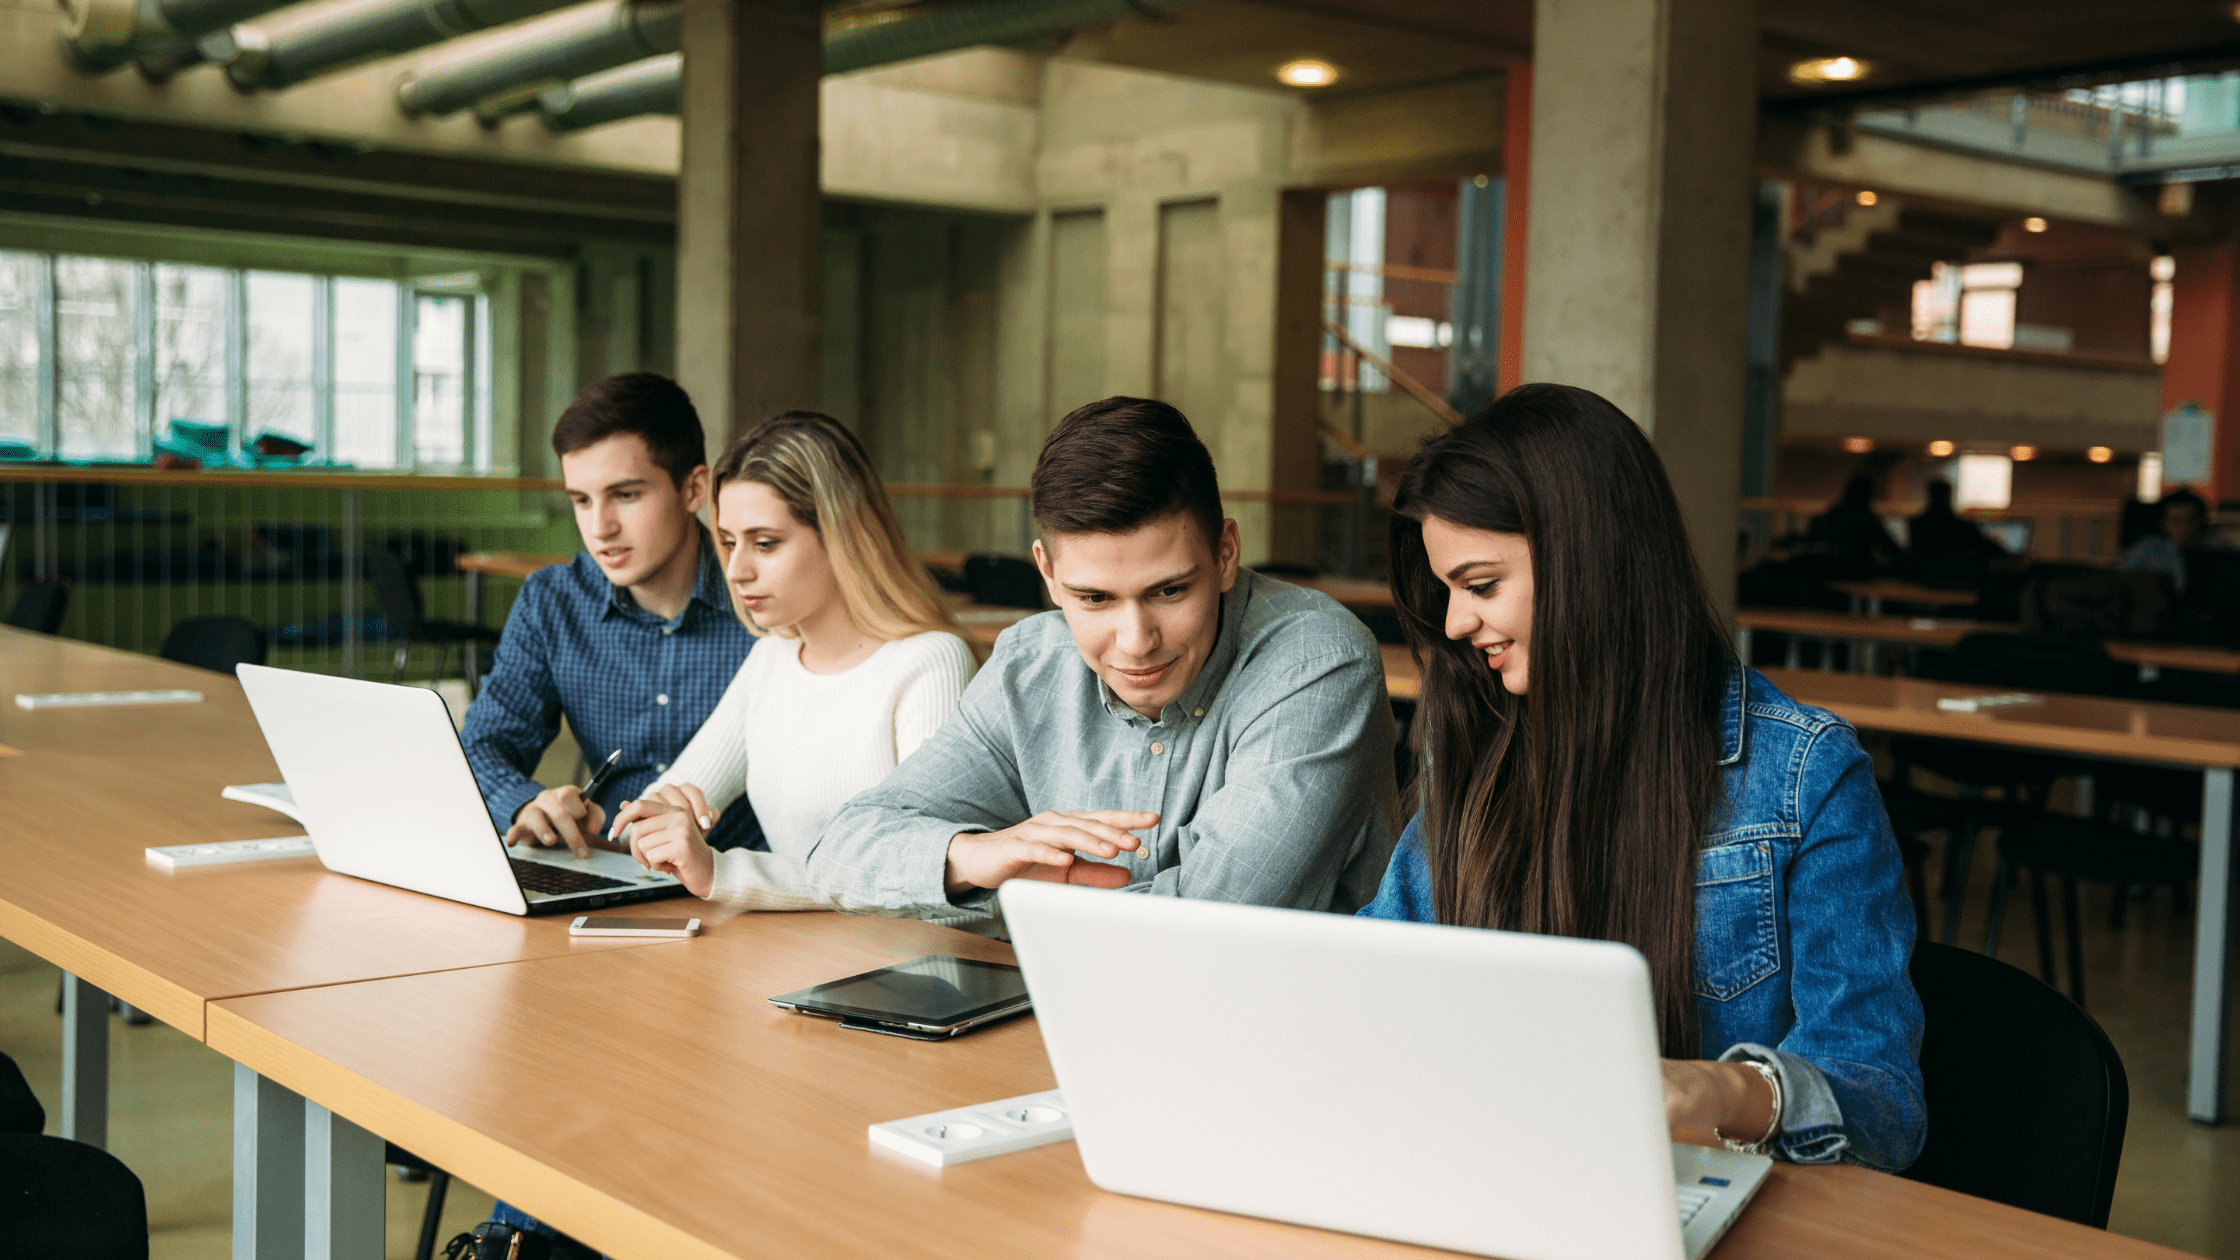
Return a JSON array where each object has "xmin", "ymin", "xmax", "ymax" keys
[
  {"xmin": 1676, "ymin": 1184, "xmax": 1717, "ymax": 1226},
  {"xmin": 509, "ymin": 858, "xmax": 632, "ymax": 896}
]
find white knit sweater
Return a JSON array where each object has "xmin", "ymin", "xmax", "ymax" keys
[{"xmin": 652, "ymin": 630, "xmax": 976, "ymax": 910}]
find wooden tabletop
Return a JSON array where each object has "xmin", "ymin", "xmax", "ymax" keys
[
  {"xmin": 206, "ymin": 911, "xmax": 2194, "ymax": 1260},
  {"xmin": 1291, "ymin": 576, "xmax": 1396, "ymax": 610},
  {"xmin": 1758, "ymin": 667, "xmax": 2240, "ymax": 768},
  {"xmin": 456, "ymin": 550, "xmax": 574, "ymax": 580},
  {"xmin": 1826, "ymin": 581, "xmax": 1982, "ymax": 609},
  {"xmin": 1735, "ymin": 609, "xmax": 2240, "ymax": 677},
  {"xmin": 0, "ymin": 628, "xmax": 738, "ymax": 1037}
]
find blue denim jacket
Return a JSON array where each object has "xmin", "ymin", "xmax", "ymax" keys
[{"xmin": 1360, "ymin": 666, "xmax": 1925, "ymax": 1171}]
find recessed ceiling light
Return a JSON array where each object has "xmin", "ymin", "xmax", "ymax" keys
[
  {"xmin": 1790, "ymin": 56, "xmax": 1868, "ymax": 84},
  {"xmin": 2088, "ymin": 446, "xmax": 2114, "ymax": 463},
  {"xmin": 2023, "ymin": 216, "xmax": 2048, "ymax": 233},
  {"xmin": 1855, "ymin": 190, "xmax": 1878, "ymax": 207},
  {"xmin": 1276, "ymin": 59, "xmax": 1339, "ymax": 88},
  {"xmin": 1928, "ymin": 440, "xmax": 1955, "ymax": 457},
  {"xmin": 2011, "ymin": 445, "xmax": 2038, "ymax": 462},
  {"xmin": 1842, "ymin": 436, "xmax": 1874, "ymax": 454}
]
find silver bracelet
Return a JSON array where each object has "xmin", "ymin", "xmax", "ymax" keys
[{"xmin": 1714, "ymin": 1058, "xmax": 1783, "ymax": 1155}]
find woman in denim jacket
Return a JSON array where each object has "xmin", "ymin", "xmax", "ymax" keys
[{"xmin": 1360, "ymin": 384, "xmax": 1924, "ymax": 1172}]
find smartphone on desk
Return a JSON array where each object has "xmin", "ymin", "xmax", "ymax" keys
[{"xmin": 569, "ymin": 916, "xmax": 701, "ymax": 937}]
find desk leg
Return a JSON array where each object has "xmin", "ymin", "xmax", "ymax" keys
[
  {"xmin": 234, "ymin": 1065, "xmax": 303, "ymax": 1260},
  {"xmin": 61, "ymin": 973, "xmax": 108, "ymax": 1148},
  {"xmin": 2190, "ymin": 767, "xmax": 2236, "ymax": 1124},
  {"xmin": 466, "ymin": 570, "xmax": 483, "ymax": 625},
  {"xmin": 305, "ymin": 1101, "xmax": 384, "ymax": 1260}
]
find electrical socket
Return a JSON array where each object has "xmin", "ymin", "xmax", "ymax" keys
[{"xmin": 868, "ymin": 1090, "xmax": 1073, "ymax": 1166}]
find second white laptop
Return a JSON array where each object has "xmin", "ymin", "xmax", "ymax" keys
[
  {"xmin": 1000, "ymin": 881, "xmax": 1771, "ymax": 1260},
  {"xmin": 236, "ymin": 664, "xmax": 685, "ymax": 915}
]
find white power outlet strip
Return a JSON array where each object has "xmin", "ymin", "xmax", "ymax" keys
[
  {"xmin": 146, "ymin": 836, "xmax": 315, "ymax": 869},
  {"xmin": 868, "ymin": 1090, "xmax": 1073, "ymax": 1166},
  {"xmin": 17, "ymin": 689, "xmax": 203, "ymax": 710}
]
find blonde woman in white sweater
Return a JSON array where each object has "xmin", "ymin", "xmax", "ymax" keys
[{"xmin": 607, "ymin": 411, "xmax": 976, "ymax": 908}]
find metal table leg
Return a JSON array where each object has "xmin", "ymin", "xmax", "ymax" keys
[
  {"xmin": 305, "ymin": 1100, "xmax": 385, "ymax": 1260},
  {"xmin": 235, "ymin": 1065, "xmax": 304, "ymax": 1259},
  {"xmin": 1736, "ymin": 627, "xmax": 1753, "ymax": 666},
  {"xmin": 60, "ymin": 973, "xmax": 108, "ymax": 1148},
  {"xmin": 2191, "ymin": 766, "xmax": 2236, "ymax": 1123}
]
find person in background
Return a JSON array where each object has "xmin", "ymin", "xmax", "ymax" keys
[
  {"xmin": 808, "ymin": 396, "xmax": 1399, "ymax": 928},
  {"xmin": 1807, "ymin": 472, "xmax": 1902, "ymax": 573},
  {"xmin": 607, "ymin": 412, "xmax": 978, "ymax": 909},
  {"xmin": 1905, "ymin": 478, "xmax": 2005, "ymax": 560},
  {"xmin": 462, "ymin": 372, "xmax": 762, "ymax": 862},
  {"xmin": 1361, "ymin": 384, "xmax": 1923, "ymax": 1172},
  {"xmin": 2120, "ymin": 487, "xmax": 2224, "ymax": 594}
]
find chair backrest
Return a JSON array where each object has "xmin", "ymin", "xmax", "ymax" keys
[
  {"xmin": 1917, "ymin": 631, "xmax": 2118, "ymax": 696},
  {"xmin": 964, "ymin": 553, "xmax": 1046, "ymax": 610},
  {"xmin": 2021, "ymin": 567, "xmax": 2171, "ymax": 641},
  {"xmin": 159, "ymin": 616, "xmax": 267, "ymax": 675},
  {"xmin": 364, "ymin": 549, "xmax": 428, "ymax": 636},
  {"xmin": 1902, "ymin": 942, "xmax": 2127, "ymax": 1227},
  {"xmin": 5, "ymin": 580, "xmax": 68, "ymax": 634}
]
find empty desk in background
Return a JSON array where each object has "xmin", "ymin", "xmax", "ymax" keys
[
  {"xmin": 456, "ymin": 550, "xmax": 574, "ymax": 625},
  {"xmin": 1734, "ymin": 610, "xmax": 2240, "ymax": 680},
  {"xmin": 207, "ymin": 910, "xmax": 2198, "ymax": 1260},
  {"xmin": 1827, "ymin": 580, "xmax": 1982, "ymax": 616},
  {"xmin": 0, "ymin": 627, "xmax": 741, "ymax": 1253},
  {"xmin": 1762, "ymin": 667, "xmax": 2240, "ymax": 1124}
]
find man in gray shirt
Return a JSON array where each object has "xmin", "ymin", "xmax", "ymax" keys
[{"xmin": 807, "ymin": 396, "xmax": 1399, "ymax": 929}]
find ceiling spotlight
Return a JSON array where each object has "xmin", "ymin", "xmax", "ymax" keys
[
  {"xmin": 1855, "ymin": 190, "xmax": 1878, "ymax": 207},
  {"xmin": 1276, "ymin": 59, "xmax": 1339, "ymax": 88},
  {"xmin": 2011, "ymin": 445, "xmax": 2038, "ymax": 462},
  {"xmin": 1790, "ymin": 56, "xmax": 1868, "ymax": 84},
  {"xmin": 1928, "ymin": 440, "xmax": 1955, "ymax": 458},
  {"xmin": 2023, "ymin": 216, "xmax": 2048, "ymax": 233},
  {"xmin": 1842, "ymin": 436, "xmax": 1874, "ymax": 454},
  {"xmin": 2088, "ymin": 445, "xmax": 2114, "ymax": 463}
]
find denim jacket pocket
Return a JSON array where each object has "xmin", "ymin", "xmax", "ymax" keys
[{"xmin": 1695, "ymin": 840, "xmax": 1780, "ymax": 1001}]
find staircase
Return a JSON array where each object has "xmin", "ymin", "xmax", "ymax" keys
[{"xmin": 1781, "ymin": 198, "xmax": 2003, "ymax": 372}]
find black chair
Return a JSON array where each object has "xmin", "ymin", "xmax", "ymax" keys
[
  {"xmin": 1902, "ymin": 942, "xmax": 2127, "ymax": 1228},
  {"xmin": 1982, "ymin": 812, "xmax": 2196, "ymax": 1008},
  {"xmin": 387, "ymin": 1143, "xmax": 453, "ymax": 1260},
  {"xmin": 0, "ymin": 1052, "xmax": 149, "ymax": 1258},
  {"xmin": 367, "ymin": 550, "xmax": 501, "ymax": 696},
  {"xmin": 963, "ymin": 554, "xmax": 1046, "ymax": 610},
  {"xmin": 158, "ymin": 616, "xmax": 267, "ymax": 675},
  {"xmin": 6, "ymin": 580, "xmax": 68, "ymax": 634}
]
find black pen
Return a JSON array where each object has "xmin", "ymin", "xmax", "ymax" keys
[{"xmin": 579, "ymin": 749, "xmax": 629, "ymax": 854}]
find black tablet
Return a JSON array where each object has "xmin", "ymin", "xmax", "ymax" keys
[{"xmin": 768, "ymin": 955, "xmax": 1031, "ymax": 1040}]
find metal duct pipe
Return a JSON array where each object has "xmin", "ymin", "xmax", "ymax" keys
[
  {"xmin": 56, "ymin": 0, "xmax": 290, "ymax": 75},
  {"xmin": 394, "ymin": 0, "xmax": 677, "ymax": 117},
  {"xmin": 540, "ymin": 0, "xmax": 1199, "ymax": 132},
  {"xmin": 207, "ymin": 0, "xmax": 580, "ymax": 91}
]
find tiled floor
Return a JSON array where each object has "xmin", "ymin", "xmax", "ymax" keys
[{"xmin": 1, "ymin": 798, "xmax": 2237, "ymax": 1258}]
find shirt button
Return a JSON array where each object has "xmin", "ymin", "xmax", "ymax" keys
[
  {"xmin": 656, "ymin": 694, "xmax": 670, "ymax": 705},
  {"xmin": 661, "ymin": 627, "xmax": 675, "ymax": 636},
  {"xmin": 1192, "ymin": 707, "xmax": 1204, "ymax": 718},
  {"xmin": 655, "ymin": 762, "xmax": 668, "ymax": 772},
  {"xmin": 1150, "ymin": 742, "xmax": 1164, "ymax": 755}
]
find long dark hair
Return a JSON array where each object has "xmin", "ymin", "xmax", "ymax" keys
[{"xmin": 1389, "ymin": 383, "xmax": 1731, "ymax": 1058}]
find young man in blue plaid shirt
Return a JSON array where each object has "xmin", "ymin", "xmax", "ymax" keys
[{"xmin": 461, "ymin": 373, "xmax": 762, "ymax": 860}]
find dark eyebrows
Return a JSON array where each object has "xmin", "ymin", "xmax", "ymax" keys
[
  {"xmin": 1443, "ymin": 558, "xmax": 1507, "ymax": 583},
  {"xmin": 1063, "ymin": 564, "xmax": 1201, "ymax": 599}
]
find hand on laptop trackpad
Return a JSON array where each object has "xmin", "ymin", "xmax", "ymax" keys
[{"xmin": 522, "ymin": 846, "xmax": 659, "ymax": 880}]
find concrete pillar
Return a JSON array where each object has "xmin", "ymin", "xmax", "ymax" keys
[
  {"xmin": 675, "ymin": 0, "xmax": 823, "ymax": 454},
  {"xmin": 1519, "ymin": 0, "xmax": 1758, "ymax": 611},
  {"xmin": 2161, "ymin": 240, "xmax": 2240, "ymax": 504}
]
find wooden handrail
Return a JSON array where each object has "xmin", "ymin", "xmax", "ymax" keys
[{"xmin": 1323, "ymin": 319, "xmax": 1464, "ymax": 427}]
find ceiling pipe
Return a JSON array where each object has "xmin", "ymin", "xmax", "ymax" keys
[
  {"xmin": 205, "ymin": 0, "xmax": 580, "ymax": 91},
  {"xmin": 539, "ymin": 0, "xmax": 1200, "ymax": 132},
  {"xmin": 56, "ymin": 0, "xmax": 291, "ymax": 76},
  {"xmin": 394, "ymin": 0, "xmax": 677, "ymax": 117}
]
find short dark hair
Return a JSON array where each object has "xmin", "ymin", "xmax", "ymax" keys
[
  {"xmin": 552, "ymin": 373, "xmax": 706, "ymax": 487},
  {"xmin": 1031, "ymin": 397, "xmax": 1222, "ymax": 550}
]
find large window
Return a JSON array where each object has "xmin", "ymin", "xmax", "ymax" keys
[{"xmin": 0, "ymin": 250, "xmax": 489, "ymax": 471}]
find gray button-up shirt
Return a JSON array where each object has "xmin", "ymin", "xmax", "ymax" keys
[{"xmin": 806, "ymin": 570, "xmax": 1401, "ymax": 933}]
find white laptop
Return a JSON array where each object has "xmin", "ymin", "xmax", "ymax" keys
[
  {"xmin": 235, "ymin": 664, "xmax": 686, "ymax": 915},
  {"xmin": 1000, "ymin": 881, "xmax": 1771, "ymax": 1260}
]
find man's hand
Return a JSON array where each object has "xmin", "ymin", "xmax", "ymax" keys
[
  {"xmin": 506, "ymin": 785, "xmax": 607, "ymax": 859},
  {"xmin": 617, "ymin": 791, "xmax": 718, "ymax": 899},
  {"xmin": 943, "ymin": 810, "xmax": 1160, "ymax": 896}
]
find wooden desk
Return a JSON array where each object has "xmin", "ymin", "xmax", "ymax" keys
[
  {"xmin": 1382, "ymin": 644, "xmax": 1420, "ymax": 702},
  {"xmin": 1761, "ymin": 668, "xmax": 2239, "ymax": 1123},
  {"xmin": 1826, "ymin": 580, "xmax": 1981, "ymax": 615},
  {"xmin": 1735, "ymin": 610, "xmax": 2240, "ymax": 679},
  {"xmin": 457, "ymin": 551, "xmax": 575, "ymax": 626},
  {"xmin": 208, "ymin": 912, "xmax": 2194, "ymax": 1260},
  {"xmin": 1291, "ymin": 575, "xmax": 1396, "ymax": 610}
]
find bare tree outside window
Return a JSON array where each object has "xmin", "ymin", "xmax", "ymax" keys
[
  {"xmin": 0, "ymin": 253, "xmax": 37, "ymax": 447},
  {"xmin": 153, "ymin": 264, "xmax": 228, "ymax": 436},
  {"xmin": 54, "ymin": 256, "xmax": 138, "ymax": 459}
]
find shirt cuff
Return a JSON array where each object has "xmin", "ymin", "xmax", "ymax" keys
[
  {"xmin": 485, "ymin": 780, "xmax": 543, "ymax": 836},
  {"xmin": 709, "ymin": 850, "xmax": 832, "ymax": 912},
  {"xmin": 1719, "ymin": 1042, "xmax": 1850, "ymax": 1165}
]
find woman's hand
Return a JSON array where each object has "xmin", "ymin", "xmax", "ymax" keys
[
  {"xmin": 1661, "ymin": 1059, "xmax": 1777, "ymax": 1146},
  {"xmin": 612, "ymin": 785, "xmax": 719, "ymax": 899}
]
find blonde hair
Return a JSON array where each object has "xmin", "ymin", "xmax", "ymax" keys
[{"xmin": 710, "ymin": 411, "xmax": 957, "ymax": 645}]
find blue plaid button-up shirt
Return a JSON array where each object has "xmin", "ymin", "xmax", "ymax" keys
[{"xmin": 461, "ymin": 528, "xmax": 762, "ymax": 850}]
